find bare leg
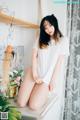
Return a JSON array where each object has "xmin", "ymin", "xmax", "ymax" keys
[
  {"xmin": 17, "ymin": 67, "xmax": 35, "ymax": 107},
  {"xmin": 28, "ymin": 83, "xmax": 49, "ymax": 110}
]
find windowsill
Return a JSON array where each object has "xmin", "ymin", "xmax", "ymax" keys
[{"xmin": 9, "ymin": 92, "xmax": 58, "ymax": 119}]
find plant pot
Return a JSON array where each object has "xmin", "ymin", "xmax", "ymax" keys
[{"xmin": 8, "ymin": 85, "xmax": 18, "ymax": 98}]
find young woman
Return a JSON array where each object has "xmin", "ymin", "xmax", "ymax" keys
[{"xmin": 17, "ymin": 14, "xmax": 69, "ymax": 111}]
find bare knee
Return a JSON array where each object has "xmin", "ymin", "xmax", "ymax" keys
[
  {"xmin": 17, "ymin": 98, "xmax": 26, "ymax": 107},
  {"xmin": 28, "ymin": 101, "xmax": 41, "ymax": 111}
]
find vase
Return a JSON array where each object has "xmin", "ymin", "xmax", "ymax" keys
[{"xmin": 8, "ymin": 85, "xmax": 18, "ymax": 98}]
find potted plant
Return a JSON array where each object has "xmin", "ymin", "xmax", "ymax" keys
[
  {"xmin": 8, "ymin": 69, "xmax": 24, "ymax": 98},
  {"xmin": 0, "ymin": 95, "xmax": 22, "ymax": 120}
]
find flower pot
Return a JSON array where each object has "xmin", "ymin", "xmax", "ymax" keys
[{"xmin": 8, "ymin": 85, "xmax": 18, "ymax": 98}]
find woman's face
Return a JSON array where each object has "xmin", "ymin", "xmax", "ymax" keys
[{"xmin": 43, "ymin": 20, "xmax": 55, "ymax": 36}]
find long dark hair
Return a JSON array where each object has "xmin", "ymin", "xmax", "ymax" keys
[{"xmin": 39, "ymin": 14, "xmax": 63, "ymax": 48}]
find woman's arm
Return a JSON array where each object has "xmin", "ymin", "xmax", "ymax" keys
[
  {"xmin": 32, "ymin": 49, "xmax": 38, "ymax": 80},
  {"xmin": 49, "ymin": 55, "xmax": 65, "ymax": 91},
  {"xmin": 32, "ymin": 49, "xmax": 43, "ymax": 84}
]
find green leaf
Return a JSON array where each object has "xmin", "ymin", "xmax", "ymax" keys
[
  {"xmin": 9, "ymin": 110, "xmax": 21, "ymax": 120},
  {"xmin": 0, "ymin": 95, "xmax": 22, "ymax": 120},
  {"xmin": 1, "ymin": 104, "xmax": 10, "ymax": 112},
  {"xmin": 8, "ymin": 114, "xmax": 17, "ymax": 120}
]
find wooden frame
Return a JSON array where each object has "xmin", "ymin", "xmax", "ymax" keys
[{"xmin": 0, "ymin": 12, "xmax": 39, "ymax": 29}]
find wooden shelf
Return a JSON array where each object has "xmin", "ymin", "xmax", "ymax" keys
[{"xmin": 0, "ymin": 12, "xmax": 39, "ymax": 29}]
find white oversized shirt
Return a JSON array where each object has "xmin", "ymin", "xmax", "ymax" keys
[{"xmin": 32, "ymin": 36, "xmax": 70, "ymax": 85}]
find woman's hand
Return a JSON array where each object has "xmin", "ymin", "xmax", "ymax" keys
[
  {"xmin": 33, "ymin": 71, "xmax": 43, "ymax": 84},
  {"xmin": 35, "ymin": 78, "xmax": 43, "ymax": 84}
]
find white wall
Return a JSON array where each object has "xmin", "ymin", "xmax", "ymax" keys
[{"xmin": 0, "ymin": 0, "xmax": 38, "ymax": 68}]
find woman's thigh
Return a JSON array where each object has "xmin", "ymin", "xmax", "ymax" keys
[
  {"xmin": 29, "ymin": 82, "xmax": 49, "ymax": 110},
  {"xmin": 17, "ymin": 67, "xmax": 35, "ymax": 107}
]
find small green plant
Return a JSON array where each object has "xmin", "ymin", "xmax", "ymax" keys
[{"xmin": 0, "ymin": 95, "xmax": 22, "ymax": 120}]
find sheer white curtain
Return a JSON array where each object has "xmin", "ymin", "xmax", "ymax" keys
[{"xmin": 64, "ymin": 0, "xmax": 80, "ymax": 120}]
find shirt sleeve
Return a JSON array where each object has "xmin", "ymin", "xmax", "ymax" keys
[
  {"xmin": 59, "ymin": 37, "xmax": 70, "ymax": 56},
  {"xmin": 32, "ymin": 37, "xmax": 39, "ymax": 50}
]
